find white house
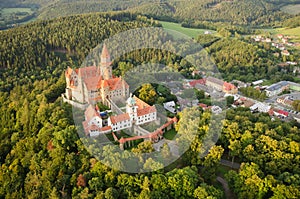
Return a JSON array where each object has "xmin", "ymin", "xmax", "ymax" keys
[
  {"xmin": 250, "ymin": 102, "xmax": 271, "ymax": 113},
  {"xmin": 211, "ymin": 106, "xmax": 222, "ymax": 114},
  {"xmin": 163, "ymin": 101, "xmax": 177, "ymax": 114}
]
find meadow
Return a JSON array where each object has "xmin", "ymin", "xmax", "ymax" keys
[
  {"xmin": 276, "ymin": 27, "xmax": 300, "ymax": 42},
  {"xmin": 1, "ymin": 8, "xmax": 34, "ymax": 16},
  {"xmin": 280, "ymin": 4, "xmax": 300, "ymax": 15},
  {"xmin": 159, "ymin": 21, "xmax": 216, "ymax": 39},
  {"xmin": 0, "ymin": 7, "xmax": 36, "ymax": 29}
]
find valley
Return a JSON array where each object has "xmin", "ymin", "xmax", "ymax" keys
[{"xmin": 0, "ymin": 1, "xmax": 300, "ymax": 199}]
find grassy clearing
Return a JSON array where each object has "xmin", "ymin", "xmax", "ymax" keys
[
  {"xmin": 281, "ymin": 4, "xmax": 300, "ymax": 15},
  {"xmin": 159, "ymin": 21, "xmax": 216, "ymax": 38},
  {"xmin": 260, "ymin": 26, "xmax": 300, "ymax": 43},
  {"xmin": 276, "ymin": 27, "xmax": 300, "ymax": 43},
  {"xmin": 1, "ymin": 8, "xmax": 34, "ymax": 15},
  {"xmin": 163, "ymin": 129, "xmax": 177, "ymax": 140}
]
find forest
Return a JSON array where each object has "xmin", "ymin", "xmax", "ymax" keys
[
  {"xmin": 0, "ymin": 3, "xmax": 300, "ymax": 198},
  {"xmin": 1, "ymin": 0, "xmax": 299, "ymax": 26}
]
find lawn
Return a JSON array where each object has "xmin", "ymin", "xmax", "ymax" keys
[
  {"xmin": 280, "ymin": 4, "xmax": 300, "ymax": 15},
  {"xmin": 163, "ymin": 129, "xmax": 177, "ymax": 140},
  {"xmin": 0, "ymin": 7, "xmax": 37, "ymax": 28},
  {"xmin": 276, "ymin": 27, "xmax": 300, "ymax": 43},
  {"xmin": 159, "ymin": 21, "xmax": 216, "ymax": 39},
  {"xmin": 260, "ymin": 26, "xmax": 300, "ymax": 43},
  {"xmin": 1, "ymin": 8, "xmax": 34, "ymax": 15}
]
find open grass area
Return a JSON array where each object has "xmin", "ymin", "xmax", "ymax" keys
[
  {"xmin": 163, "ymin": 129, "xmax": 177, "ymax": 140},
  {"xmin": 260, "ymin": 26, "xmax": 300, "ymax": 44},
  {"xmin": 276, "ymin": 27, "xmax": 300, "ymax": 43},
  {"xmin": 1, "ymin": 8, "xmax": 34, "ymax": 15},
  {"xmin": 159, "ymin": 21, "xmax": 216, "ymax": 39},
  {"xmin": 0, "ymin": 7, "xmax": 37, "ymax": 29},
  {"xmin": 281, "ymin": 4, "xmax": 300, "ymax": 15}
]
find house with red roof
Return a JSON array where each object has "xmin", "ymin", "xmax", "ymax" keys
[
  {"xmin": 189, "ymin": 79, "xmax": 206, "ymax": 87},
  {"xmin": 273, "ymin": 109, "xmax": 289, "ymax": 118},
  {"xmin": 205, "ymin": 76, "xmax": 238, "ymax": 94},
  {"xmin": 223, "ymin": 82, "xmax": 238, "ymax": 94}
]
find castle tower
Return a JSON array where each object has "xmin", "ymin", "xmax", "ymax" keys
[
  {"xmin": 100, "ymin": 44, "xmax": 112, "ymax": 80},
  {"xmin": 126, "ymin": 94, "xmax": 138, "ymax": 122}
]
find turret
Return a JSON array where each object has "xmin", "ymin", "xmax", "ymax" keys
[
  {"xmin": 100, "ymin": 44, "xmax": 112, "ymax": 80},
  {"xmin": 126, "ymin": 94, "xmax": 138, "ymax": 121}
]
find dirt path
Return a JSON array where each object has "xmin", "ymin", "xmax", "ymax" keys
[
  {"xmin": 220, "ymin": 159, "xmax": 240, "ymax": 169},
  {"xmin": 217, "ymin": 176, "xmax": 235, "ymax": 199}
]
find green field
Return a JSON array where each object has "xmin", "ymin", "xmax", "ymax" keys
[
  {"xmin": 276, "ymin": 27, "xmax": 300, "ymax": 42},
  {"xmin": 261, "ymin": 26, "xmax": 300, "ymax": 43},
  {"xmin": 0, "ymin": 7, "xmax": 36, "ymax": 28},
  {"xmin": 163, "ymin": 129, "xmax": 177, "ymax": 140},
  {"xmin": 281, "ymin": 4, "xmax": 300, "ymax": 15},
  {"xmin": 159, "ymin": 21, "xmax": 216, "ymax": 39},
  {"xmin": 1, "ymin": 8, "xmax": 34, "ymax": 15}
]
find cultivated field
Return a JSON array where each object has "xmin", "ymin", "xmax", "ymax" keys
[
  {"xmin": 1, "ymin": 8, "xmax": 34, "ymax": 16},
  {"xmin": 280, "ymin": 4, "xmax": 300, "ymax": 15}
]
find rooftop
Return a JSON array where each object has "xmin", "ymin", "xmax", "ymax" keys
[
  {"xmin": 85, "ymin": 105, "xmax": 99, "ymax": 121},
  {"xmin": 206, "ymin": 76, "xmax": 224, "ymax": 86},
  {"xmin": 266, "ymin": 81, "xmax": 289, "ymax": 92},
  {"xmin": 110, "ymin": 113, "xmax": 130, "ymax": 124}
]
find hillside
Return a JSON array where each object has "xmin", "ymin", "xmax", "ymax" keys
[
  {"xmin": 1, "ymin": 0, "xmax": 299, "ymax": 26},
  {"xmin": 1, "ymin": 7, "xmax": 300, "ymax": 198},
  {"xmin": 0, "ymin": 12, "xmax": 153, "ymax": 91}
]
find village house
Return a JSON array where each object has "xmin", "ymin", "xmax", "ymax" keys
[
  {"xmin": 250, "ymin": 102, "xmax": 271, "ymax": 113},
  {"xmin": 281, "ymin": 50, "xmax": 290, "ymax": 56},
  {"xmin": 206, "ymin": 76, "xmax": 238, "ymax": 94},
  {"xmin": 277, "ymin": 34, "xmax": 284, "ymax": 39},
  {"xmin": 277, "ymin": 96, "xmax": 293, "ymax": 107}
]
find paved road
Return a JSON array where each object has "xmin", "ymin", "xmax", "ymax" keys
[{"xmin": 220, "ymin": 159, "xmax": 240, "ymax": 169}]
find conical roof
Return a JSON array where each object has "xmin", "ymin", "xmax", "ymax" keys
[{"xmin": 101, "ymin": 44, "xmax": 110, "ymax": 58}]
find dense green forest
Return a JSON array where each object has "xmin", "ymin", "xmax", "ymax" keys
[
  {"xmin": 1, "ymin": 0, "xmax": 299, "ymax": 26},
  {"xmin": 1, "ymin": 2, "xmax": 300, "ymax": 197}
]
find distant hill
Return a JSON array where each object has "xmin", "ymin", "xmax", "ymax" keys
[{"xmin": 1, "ymin": 0, "xmax": 300, "ymax": 25}]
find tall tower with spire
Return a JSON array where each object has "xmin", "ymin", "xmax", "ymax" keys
[{"xmin": 100, "ymin": 44, "xmax": 112, "ymax": 80}]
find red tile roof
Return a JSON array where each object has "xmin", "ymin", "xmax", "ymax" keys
[
  {"xmin": 104, "ymin": 77, "xmax": 129, "ymax": 90},
  {"xmin": 110, "ymin": 113, "xmax": 130, "ymax": 124},
  {"xmin": 85, "ymin": 105, "xmax": 99, "ymax": 121},
  {"xmin": 223, "ymin": 82, "xmax": 236, "ymax": 91},
  {"xmin": 78, "ymin": 66, "xmax": 99, "ymax": 78},
  {"xmin": 82, "ymin": 121, "xmax": 99, "ymax": 135},
  {"xmin": 133, "ymin": 96, "xmax": 150, "ymax": 109},
  {"xmin": 199, "ymin": 103, "xmax": 208, "ymax": 108},
  {"xmin": 137, "ymin": 106, "xmax": 156, "ymax": 116},
  {"xmin": 99, "ymin": 126, "xmax": 112, "ymax": 132},
  {"xmin": 275, "ymin": 109, "xmax": 289, "ymax": 117},
  {"xmin": 189, "ymin": 79, "xmax": 206, "ymax": 87},
  {"xmin": 85, "ymin": 76, "xmax": 102, "ymax": 90}
]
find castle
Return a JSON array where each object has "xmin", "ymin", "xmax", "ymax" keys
[
  {"xmin": 82, "ymin": 95, "xmax": 157, "ymax": 137},
  {"xmin": 63, "ymin": 45, "xmax": 157, "ymax": 137},
  {"xmin": 64, "ymin": 44, "xmax": 129, "ymax": 106}
]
